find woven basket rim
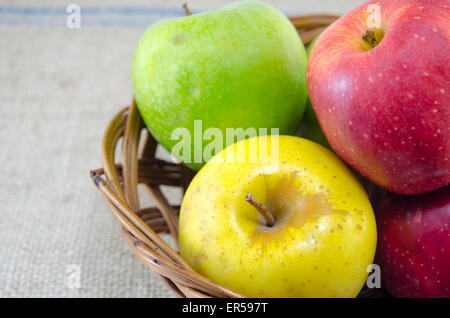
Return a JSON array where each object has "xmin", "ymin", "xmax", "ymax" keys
[{"xmin": 89, "ymin": 14, "xmax": 387, "ymax": 298}]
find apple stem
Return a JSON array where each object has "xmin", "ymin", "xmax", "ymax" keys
[
  {"xmin": 245, "ymin": 193, "xmax": 275, "ymax": 227},
  {"xmin": 363, "ymin": 30, "xmax": 379, "ymax": 47},
  {"xmin": 182, "ymin": 3, "xmax": 192, "ymax": 16}
]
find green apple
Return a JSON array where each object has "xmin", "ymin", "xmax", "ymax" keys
[
  {"xmin": 306, "ymin": 32, "xmax": 321, "ymax": 57},
  {"xmin": 132, "ymin": 1, "xmax": 308, "ymax": 170},
  {"xmin": 298, "ymin": 31, "xmax": 330, "ymax": 149},
  {"xmin": 298, "ymin": 101, "xmax": 331, "ymax": 150},
  {"xmin": 179, "ymin": 135, "xmax": 377, "ymax": 297}
]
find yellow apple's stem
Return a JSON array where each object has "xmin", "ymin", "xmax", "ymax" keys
[
  {"xmin": 182, "ymin": 3, "xmax": 192, "ymax": 16},
  {"xmin": 245, "ymin": 193, "xmax": 275, "ymax": 227}
]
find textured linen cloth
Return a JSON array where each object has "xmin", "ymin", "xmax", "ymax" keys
[{"xmin": 0, "ymin": 0, "xmax": 367, "ymax": 298}]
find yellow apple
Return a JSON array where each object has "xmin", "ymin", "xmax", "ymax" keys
[{"xmin": 178, "ymin": 135, "xmax": 377, "ymax": 297}]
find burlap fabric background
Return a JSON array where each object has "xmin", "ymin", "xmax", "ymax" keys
[{"xmin": 0, "ymin": 0, "xmax": 366, "ymax": 297}]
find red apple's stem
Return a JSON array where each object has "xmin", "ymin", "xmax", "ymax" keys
[
  {"xmin": 362, "ymin": 29, "xmax": 386, "ymax": 48},
  {"xmin": 245, "ymin": 193, "xmax": 275, "ymax": 227},
  {"xmin": 363, "ymin": 30, "xmax": 378, "ymax": 47},
  {"xmin": 182, "ymin": 3, "xmax": 192, "ymax": 16}
]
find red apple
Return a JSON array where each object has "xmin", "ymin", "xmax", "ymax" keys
[
  {"xmin": 307, "ymin": 0, "xmax": 450, "ymax": 195},
  {"xmin": 375, "ymin": 185, "xmax": 450, "ymax": 298}
]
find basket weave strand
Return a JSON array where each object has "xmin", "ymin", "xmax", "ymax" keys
[{"xmin": 89, "ymin": 14, "xmax": 386, "ymax": 298}]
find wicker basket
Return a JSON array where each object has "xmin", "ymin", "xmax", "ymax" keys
[{"xmin": 90, "ymin": 15, "xmax": 388, "ymax": 298}]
